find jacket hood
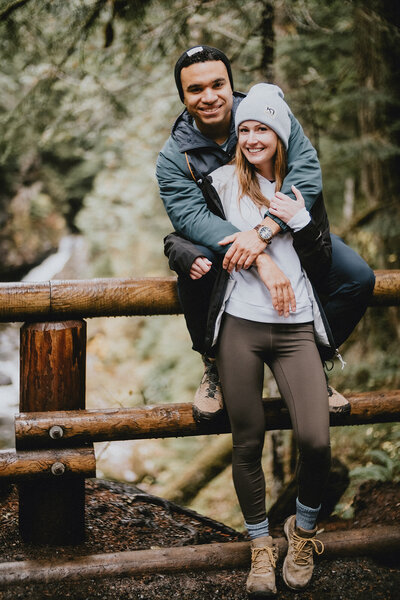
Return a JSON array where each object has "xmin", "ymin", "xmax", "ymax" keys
[{"xmin": 171, "ymin": 92, "xmax": 245, "ymax": 153}]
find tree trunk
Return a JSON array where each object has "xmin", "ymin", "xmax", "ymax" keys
[{"xmin": 260, "ymin": 1, "xmax": 275, "ymax": 81}]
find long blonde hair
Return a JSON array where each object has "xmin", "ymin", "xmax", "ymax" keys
[{"xmin": 234, "ymin": 136, "xmax": 287, "ymax": 208}]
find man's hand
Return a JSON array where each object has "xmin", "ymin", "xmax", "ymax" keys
[
  {"xmin": 218, "ymin": 230, "xmax": 267, "ymax": 273},
  {"xmin": 190, "ymin": 256, "xmax": 212, "ymax": 280},
  {"xmin": 269, "ymin": 185, "xmax": 305, "ymax": 224},
  {"xmin": 255, "ymin": 253, "xmax": 296, "ymax": 317}
]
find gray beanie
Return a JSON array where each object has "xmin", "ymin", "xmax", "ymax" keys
[{"xmin": 235, "ymin": 83, "xmax": 291, "ymax": 149}]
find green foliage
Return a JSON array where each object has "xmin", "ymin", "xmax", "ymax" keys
[
  {"xmin": 276, "ymin": 0, "xmax": 400, "ymax": 259},
  {"xmin": 350, "ymin": 448, "xmax": 400, "ymax": 483}
]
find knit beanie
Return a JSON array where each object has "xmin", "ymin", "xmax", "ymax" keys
[
  {"xmin": 235, "ymin": 83, "xmax": 291, "ymax": 149},
  {"xmin": 174, "ymin": 45, "xmax": 234, "ymax": 102}
]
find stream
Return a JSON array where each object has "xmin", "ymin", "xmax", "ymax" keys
[{"xmin": 0, "ymin": 235, "xmax": 87, "ymax": 449}]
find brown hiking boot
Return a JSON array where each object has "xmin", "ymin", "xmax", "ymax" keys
[
  {"xmin": 328, "ymin": 386, "xmax": 351, "ymax": 414},
  {"xmin": 246, "ymin": 536, "xmax": 278, "ymax": 597},
  {"xmin": 192, "ymin": 355, "xmax": 224, "ymax": 422},
  {"xmin": 283, "ymin": 515, "xmax": 324, "ymax": 590}
]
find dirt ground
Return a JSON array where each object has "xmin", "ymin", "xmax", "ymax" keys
[{"xmin": 0, "ymin": 478, "xmax": 399, "ymax": 600}]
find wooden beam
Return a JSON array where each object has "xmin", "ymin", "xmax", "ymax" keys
[
  {"xmin": 0, "ymin": 277, "xmax": 181, "ymax": 321},
  {"xmin": 18, "ymin": 320, "xmax": 87, "ymax": 545},
  {"xmin": 370, "ymin": 269, "xmax": 400, "ymax": 306},
  {"xmin": 0, "ymin": 525, "xmax": 398, "ymax": 588},
  {"xmin": 0, "ymin": 447, "xmax": 95, "ymax": 480},
  {"xmin": 15, "ymin": 390, "xmax": 400, "ymax": 449},
  {"xmin": 0, "ymin": 270, "xmax": 398, "ymax": 322}
]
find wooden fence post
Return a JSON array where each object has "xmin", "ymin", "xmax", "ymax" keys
[{"xmin": 18, "ymin": 320, "xmax": 87, "ymax": 545}]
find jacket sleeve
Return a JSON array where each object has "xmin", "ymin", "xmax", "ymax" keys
[
  {"xmin": 291, "ymin": 194, "xmax": 332, "ymax": 282},
  {"xmin": 156, "ymin": 141, "xmax": 238, "ymax": 254},
  {"xmin": 164, "ymin": 232, "xmax": 204, "ymax": 276},
  {"xmin": 265, "ymin": 113, "xmax": 323, "ymax": 232}
]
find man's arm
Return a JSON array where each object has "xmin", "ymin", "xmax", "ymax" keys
[
  {"xmin": 158, "ymin": 113, "xmax": 322, "ymax": 268},
  {"xmin": 267, "ymin": 112, "xmax": 323, "ymax": 230},
  {"xmin": 156, "ymin": 140, "xmax": 238, "ymax": 254}
]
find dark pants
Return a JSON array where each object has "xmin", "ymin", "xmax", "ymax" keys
[
  {"xmin": 216, "ymin": 315, "xmax": 331, "ymax": 523},
  {"xmin": 177, "ymin": 244, "xmax": 222, "ymax": 357},
  {"xmin": 177, "ymin": 235, "xmax": 375, "ymax": 356}
]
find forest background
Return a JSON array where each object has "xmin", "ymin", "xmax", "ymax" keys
[{"xmin": 0, "ymin": 0, "xmax": 399, "ymax": 530}]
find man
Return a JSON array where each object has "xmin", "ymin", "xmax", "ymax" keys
[{"xmin": 156, "ymin": 45, "xmax": 375, "ymax": 420}]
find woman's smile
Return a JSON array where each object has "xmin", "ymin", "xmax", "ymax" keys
[{"xmin": 238, "ymin": 120, "xmax": 278, "ymax": 179}]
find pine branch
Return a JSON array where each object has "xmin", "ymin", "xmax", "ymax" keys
[
  {"xmin": 0, "ymin": 0, "xmax": 108, "ymax": 163},
  {"xmin": 0, "ymin": 0, "xmax": 33, "ymax": 21}
]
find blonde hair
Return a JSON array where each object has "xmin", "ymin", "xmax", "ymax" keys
[{"xmin": 234, "ymin": 136, "xmax": 287, "ymax": 208}]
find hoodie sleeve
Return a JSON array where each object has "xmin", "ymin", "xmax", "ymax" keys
[
  {"xmin": 156, "ymin": 138, "xmax": 239, "ymax": 254},
  {"xmin": 264, "ymin": 113, "xmax": 323, "ymax": 232},
  {"xmin": 163, "ymin": 232, "xmax": 205, "ymax": 275}
]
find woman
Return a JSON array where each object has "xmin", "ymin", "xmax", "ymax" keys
[{"xmin": 192, "ymin": 84, "xmax": 330, "ymax": 596}]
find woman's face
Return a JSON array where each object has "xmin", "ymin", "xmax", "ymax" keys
[{"xmin": 238, "ymin": 120, "xmax": 278, "ymax": 177}]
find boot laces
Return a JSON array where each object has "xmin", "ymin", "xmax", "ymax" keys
[
  {"xmin": 291, "ymin": 530, "xmax": 324, "ymax": 566},
  {"xmin": 251, "ymin": 546, "xmax": 277, "ymax": 573},
  {"xmin": 202, "ymin": 358, "xmax": 220, "ymax": 397}
]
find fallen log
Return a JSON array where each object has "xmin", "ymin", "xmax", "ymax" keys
[
  {"xmin": 0, "ymin": 447, "xmax": 96, "ymax": 480},
  {"xmin": 0, "ymin": 270, "xmax": 397, "ymax": 322},
  {"xmin": 163, "ymin": 434, "xmax": 232, "ymax": 504},
  {"xmin": 0, "ymin": 525, "xmax": 398, "ymax": 588},
  {"xmin": 15, "ymin": 390, "xmax": 400, "ymax": 449}
]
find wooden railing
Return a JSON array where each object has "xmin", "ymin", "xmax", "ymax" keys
[
  {"xmin": 0, "ymin": 270, "xmax": 398, "ymax": 321},
  {"xmin": 0, "ymin": 272, "xmax": 399, "ymax": 585}
]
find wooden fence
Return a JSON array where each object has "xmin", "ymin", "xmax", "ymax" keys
[{"xmin": 0, "ymin": 272, "xmax": 399, "ymax": 586}]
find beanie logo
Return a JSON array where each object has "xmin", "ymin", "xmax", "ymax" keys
[{"xmin": 264, "ymin": 106, "xmax": 276, "ymax": 118}]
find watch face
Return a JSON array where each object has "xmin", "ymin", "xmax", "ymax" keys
[{"xmin": 258, "ymin": 226, "xmax": 273, "ymax": 242}]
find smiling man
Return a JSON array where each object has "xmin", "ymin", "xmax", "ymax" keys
[
  {"xmin": 156, "ymin": 45, "xmax": 374, "ymax": 420},
  {"xmin": 180, "ymin": 60, "xmax": 233, "ymax": 144}
]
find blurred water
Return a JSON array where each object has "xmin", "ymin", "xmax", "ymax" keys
[
  {"xmin": 0, "ymin": 235, "xmax": 85, "ymax": 449},
  {"xmin": 0, "ymin": 325, "xmax": 19, "ymax": 449}
]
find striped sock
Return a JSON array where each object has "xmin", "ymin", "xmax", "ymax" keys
[
  {"xmin": 245, "ymin": 517, "xmax": 269, "ymax": 540},
  {"xmin": 296, "ymin": 498, "xmax": 320, "ymax": 531}
]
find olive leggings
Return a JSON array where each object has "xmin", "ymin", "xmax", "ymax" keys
[{"xmin": 216, "ymin": 314, "xmax": 331, "ymax": 525}]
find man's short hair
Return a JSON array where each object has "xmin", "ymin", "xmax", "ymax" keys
[{"xmin": 174, "ymin": 45, "xmax": 234, "ymax": 102}]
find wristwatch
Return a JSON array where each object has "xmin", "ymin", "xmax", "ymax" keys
[{"xmin": 254, "ymin": 224, "xmax": 273, "ymax": 245}]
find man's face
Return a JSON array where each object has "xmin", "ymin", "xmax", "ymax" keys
[{"xmin": 181, "ymin": 60, "xmax": 233, "ymax": 132}]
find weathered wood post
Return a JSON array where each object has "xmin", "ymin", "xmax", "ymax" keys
[{"xmin": 18, "ymin": 320, "xmax": 87, "ymax": 545}]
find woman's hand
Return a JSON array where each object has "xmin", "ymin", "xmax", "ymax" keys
[
  {"xmin": 255, "ymin": 253, "xmax": 296, "ymax": 317},
  {"xmin": 218, "ymin": 230, "xmax": 267, "ymax": 273},
  {"xmin": 269, "ymin": 185, "xmax": 305, "ymax": 224},
  {"xmin": 190, "ymin": 256, "xmax": 212, "ymax": 280}
]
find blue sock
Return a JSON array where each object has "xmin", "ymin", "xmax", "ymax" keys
[
  {"xmin": 296, "ymin": 498, "xmax": 320, "ymax": 531},
  {"xmin": 245, "ymin": 517, "xmax": 269, "ymax": 540}
]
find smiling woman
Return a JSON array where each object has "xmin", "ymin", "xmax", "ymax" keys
[{"xmin": 237, "ymin": 122, "xmax": 278, "ymax": 180}]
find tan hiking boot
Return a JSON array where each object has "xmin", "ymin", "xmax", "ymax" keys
[
  {"xmin": 283, "ymin": 515, "xmax": 324, "ymax": 590},
  {"xmin": 246, "ymin": 535, "xmax": 278, "ymax": 597},
  {"xmin": 328, "ymin": 386, "xmax": 351, "ymax": 414},
  {"xmin": 192, "ymin": 355, "xmax": 224, "ymax": 422}
]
